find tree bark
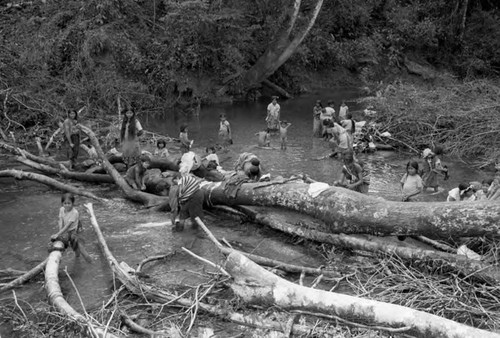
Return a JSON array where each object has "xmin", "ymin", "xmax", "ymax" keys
[
  {"xmin": 0, "ymin": 169, "xmax": 105, "ymax": 201},
  {"xmin": 235, "ymin": 205, "xmax": 500, "ymax": 283},
  {"xmin": 241, "ymin": 0, "xmax": 324, "ymax": 88},
  {"xmin": 201, "ymin": 180, "xmax": 500, "ymax": 239},
  {"xmin": 224, "ymin": 250, "xmax": 500, "ymax": 338}
]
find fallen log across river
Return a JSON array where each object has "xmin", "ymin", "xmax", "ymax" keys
[{"xmin": 201, "ymin": 180, "xmax": 500, "ymax": 239}]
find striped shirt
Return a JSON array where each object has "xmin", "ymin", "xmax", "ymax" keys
[{"xmin": 178, "ymin": 175, "xmax": 200, "ymax": 204}]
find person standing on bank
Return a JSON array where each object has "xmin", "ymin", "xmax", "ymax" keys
[
  {"xmin": 313, "ymin": 100, "xmax": 323, "ymax": 138},
  {"xmin": 266, "ymin": 96, "xmax": 280, "ymax": 132},
  {"xmin": 339, "ymin": 101, "xmax": 349, "ymax": 121},
  {"xmin": 120, "ymin": 108, "xmax": 143, "ymax": 169},
  {"xmin": 63, "ymin": 109, "xmax": 80, "ymax": 170}
]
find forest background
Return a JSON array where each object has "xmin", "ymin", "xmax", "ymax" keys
[{"xmin": 1, "ymin": 0, "xmax": 500, "ymax": 161}]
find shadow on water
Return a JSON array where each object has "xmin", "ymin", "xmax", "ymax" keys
[{"xmin": 0, "ymin": 87, "xmax": 495, "ymax": 315}]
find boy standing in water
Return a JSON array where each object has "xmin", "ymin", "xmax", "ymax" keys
[
  {"xmin": 51, "ymin": 193, "xmax": 92, "ymax": 263},
  {"xmin": 279, "ymin": 120, "xmax": 292, "ymax": 150}
]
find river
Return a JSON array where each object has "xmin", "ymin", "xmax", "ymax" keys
[{"xmin": 0, "ymin": 87, "xmax": 493, "ymax": 337}]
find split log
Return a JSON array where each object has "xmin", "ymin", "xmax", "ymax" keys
[
  {"xmin": 224, "ymin": 250, "xmax": 500, "ymax": 338},
  {"xmin": 45, "ymin": 241, "xmax": 121, "ymax": 338},
  {"xmin": 84, "ymin": 203, "xmax": 335, "ymax": 336},
  {"xmin": 0, "ymin": 169, "xmax": 105, "ymax": 201},
  {"xmin": 235, "ymin": 206, "xmax": 500, "ymax": 283},
  {"xmin": 0, "ymin": 259, "xmax": 47, "ymax": 293},
  {"xmin": 201, "ymin": 180, "xmax": 500, "ymax": 239},
  {"xmin": 16, "ymin": 156, "xmax": 115, "ymax": 184},
  {"xmin": 78, "ymin": 125, "xmax": 168, "ymax": 208}
]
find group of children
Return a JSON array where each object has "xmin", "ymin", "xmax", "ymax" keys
[{"xmin": 400, "ymin": 147, "xmax": 500, "ymax": 202}]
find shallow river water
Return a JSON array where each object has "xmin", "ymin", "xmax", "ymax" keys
[{"xmin": 0, "ymin": 87, "xmax": 493, "ymax": 336}]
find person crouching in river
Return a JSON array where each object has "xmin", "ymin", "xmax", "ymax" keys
[
  {"xmin": 334, "ymin": 152, "xmax": 369, "ymax": 194},
  {"xmin": 235, "ymin": 152, "xmax": 263, "ymax": 181},
  {"xmin": 169, "ymin": 169, "xmax": 204, "ymax": 232}
]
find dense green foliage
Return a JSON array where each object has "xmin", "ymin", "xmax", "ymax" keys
[{"xmin": 0, "ymin": 0, "xmax": 499, "ymax": 127}]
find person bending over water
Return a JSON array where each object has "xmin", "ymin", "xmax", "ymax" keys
[
  {"xmin": 255, "ymin": 129, "xmax": 271, "ymax": 147},
  {"xmin": 235, "ymin": 152, "xmax": 263, "ymax": 181}
]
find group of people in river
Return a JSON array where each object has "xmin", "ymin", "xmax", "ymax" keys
[
  {"xmin": 401, "ymin": 147, "xmax": 500, "ymax": 203},
  {"xmin": 51, "ymin": 98, "xmax": 500, "ymax": 257}
]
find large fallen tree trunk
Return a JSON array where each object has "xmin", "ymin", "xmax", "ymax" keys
[
  {"xmin": 78, "ymin": 125, "xmax": 167, "ymax": 208},
  {"xmin": 45, "ymin": 241, "xmax": 121, "ymax": 338},
  {"xmin": 224, "ymin": 249, "xmax": 500, "ymax": 338},
  {"xmin": 0, "ymin": 169, "xmax": 105, "ymax": 201},
  {"xmin": 234, "ymin": 206, "xmax": 500, "ymax": 283},
  {"xmin": 201, "ymin": 180, "xmax": 500, "ymax": 239}
]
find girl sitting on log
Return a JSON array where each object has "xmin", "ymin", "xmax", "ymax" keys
[
  {"xmin": 400, "ymin": 161, "xmax": 424, "ymax": 202},
  {"xmin": 154, "ymin": 139, "xmax": 169, "ymax": 158},
  {"xmin": 50, "ymin": 193, "xmax": 92, "ymax": 263}
]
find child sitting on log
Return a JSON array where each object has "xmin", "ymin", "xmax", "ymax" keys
[
  {"xmin": 125, "ymin": 154, "xmax": 151, "ymax": 190},
  {"xmin": 51, "ymin": 193, "xmax": 92, "ymax": 263},
  {"xmin": 154, "ymin": 139, "xmax": 169, "ymax": 158}
]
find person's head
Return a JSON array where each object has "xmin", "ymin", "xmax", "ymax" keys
[
  {"xmin": 315, "ymin": 100, "xmax": 322, "ymax": 107},
  {"xmin": 327, "ymin": 120, "xmax": 335, "ymax": 128},
  {"xmin": 343, "ymin": 152, "xmax": 355, "ymax": 165},
  {"xmin": 459, "ymin": 183, "xmax": 472, "ymax": 198},
  {"xmin": 272, "ymin": 96, "xmax": 278, "ymax": 103},
  {"xmin": 139, "ymin": 154, "xmax": 151, "ymax": 169},
  {"xmin": 250, "ymin": 158, "xmax": 260, "ymax": 167},
  {"xmin": 422, "ymin": 148, "xmax": 435, "ymax": 160},
  {"xmin": 220, "ymin": 113, "xmax": 226, "ymax": 121},
  {"xmin": 280, "ymin": 120, "xmax": 288, "ymax": 127},
  {"xmin": 122, "ymin": 108, "xmax": 135, "ymax": 120},
  {"xmin": 61, "ymin": 193, "xmax": 75, "ymax": 211},
  {"xmin": 406, "ymin": 161, "xmax": 419, "ymax": 175},
  {"xmin": 482, "ymin": 178, "xmax": 493, "ymax": 193},
  {"xmin": 206, "ymin": 146, "xmax": 216, "ymax": 154},
  {"xmin": 180, "ymin": 124, "xmax": 188, "ymax": 133},
  {"xmin": 249, "ymin": 165, "xmax": 260, "ymax": 178},
  {"xmin": 327, "ymin": 100, "xmax": 335, "ymax": 107},
  {"xmin": 346, "ymin": 112, "xmax": 353, "ymax": 120},
  {"xmin": 341, "ymin": 100, "xmax": 346, "ymax": 106},
  {"xmin": 67, "ymin": 109, "xmax": 78, "ymax": 120},
  {"xmin": 157, "ymin": 139, "xmax": 166, "ymax": 149}
]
